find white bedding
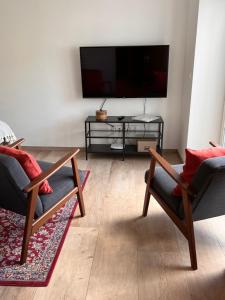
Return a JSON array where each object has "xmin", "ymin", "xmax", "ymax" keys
[{"xmin": 0, "ymin": 120, "xmax": 16, "ymax": 144}]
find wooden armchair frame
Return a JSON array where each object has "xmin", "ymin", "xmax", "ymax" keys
[
  {"xmin": 8, "ymin": 139, "xmax": 85, "ymax": 264},
  {"xmin": 143, "ymin": 142, "xmax": 219, "ymax": 270},
  {"xmin": 143, "ymin": 148, "xmax": 197, "ymax": 270}
]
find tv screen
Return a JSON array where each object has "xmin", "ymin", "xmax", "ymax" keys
[{"xmin": 80, "ymin": 45, "xmax": 169, "ymax": 98}]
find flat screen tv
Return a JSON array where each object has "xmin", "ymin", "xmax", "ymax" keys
[{"xmin": 80, "ymin": 45, "xmax": 169, "ymax": 98}]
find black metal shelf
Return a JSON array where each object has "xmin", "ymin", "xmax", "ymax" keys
[
  {"xmin": 85, "ymin": 115, "xmax": 164, "ymax": 160},
  {"xmin": 86, "ymin": 115, "xmax": 163, "ymax": 123},
  {"xmin": 87, "ymin": 144, "xmax": 123, "ymax": 154},
  {"xmin": 87, "ymin": 144, "xmax": 154, "ymax": 155},
  {"xmin": 87, "ymin": 135, "xmax": 161, "ymax": 140},
  {"xmin": 86, "ymin": 129, "xmax": 161, "ymax": 140}
]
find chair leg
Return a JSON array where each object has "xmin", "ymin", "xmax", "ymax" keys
[
  {"xmin": 142, "ymin": 189, "xmax": 151, "ymax": 217},
  {"xmin": 142, "ymin": 158, "xmax": 156, "ymax": 217},
  {"xmin": 20, "ymin": 222, "xmax": 32, "ymax": 264},
  {"xmin": 182, "ymin": 190, "xmax": 198, "ymax": 270},
  {"xmin": 188, "ymin": 233, "xmax": 197, "ymax": 270},
  {"xmin": 71, "ymin": 157, "xmax": 85, "ymax": 217},
  {"xmin": 20, "ymin": 188, "xmax": 39, "ymax": 264}
]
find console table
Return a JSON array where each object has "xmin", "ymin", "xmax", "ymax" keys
[{"xmin": 85, "ymin": 116, "xmax": 164, "ymax": 160}]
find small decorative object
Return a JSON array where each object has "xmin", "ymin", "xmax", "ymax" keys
[
  {"xmin": 96, "ymin": 109, "xmax": 107, "ymax": 121},
  {"xmin": 96, "ymin": 99, "xmax": 107, "ymax": 121}
]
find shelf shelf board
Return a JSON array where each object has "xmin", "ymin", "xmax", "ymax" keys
[
  {"xmin": 86, "ymin": 115, "xmax": 164, "ymax": 124},
  {"xmin": 124, "ymin": 145, "xmax": 149, "ymax": 155},
  {"xmin": 125, "ymin": 135, "xmax": 159, "ymax": 140},
  {"xmin": 87, "ymin": 144, "xmax": 152, "ymax": 155},
  {"xmin": 86, "ymin": 130, "xmax": 161, "ymax": 140},
  {"xmin": 87, "ymin": 144, "xmax": 123, "ymax": 154},
  {"xmin": 86, "ymin": 135, "xmax": 159, "ymax": 140},
  {"xmin": 87, "ymin": 135, "xmax": 124, "ymax": 139}
]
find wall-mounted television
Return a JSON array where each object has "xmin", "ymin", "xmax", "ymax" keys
[{"xmin": 80, "ymin": 45, "xmax": 169, "ymax": 99}]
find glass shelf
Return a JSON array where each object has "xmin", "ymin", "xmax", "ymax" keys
[{"xmin": 87, "ymin": 130, "xmax": 160, "ymax": 139}]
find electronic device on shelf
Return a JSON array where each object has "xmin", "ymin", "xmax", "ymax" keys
[
  {"xmin": 110, "ymin": 143, "xmax": 124, "ymax": 150},
  {"xmin": 80, "ymin": 45, "xmax": 169, "ymax": 99},
  {"xmin": 132, "ymin": 114, "xmax": 159, "ymax": 122}
]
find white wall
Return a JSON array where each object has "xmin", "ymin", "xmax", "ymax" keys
[
  {"xmin": 187, "ymin": 0, "xmax": 225, "ymax": 149},
  {"xmin": 0, "ymin": 0, "xmax": 189, "ymax": 148},
  {"xmin": 178, "ymin": 0, "xmax": 199, "ymax": 159}
]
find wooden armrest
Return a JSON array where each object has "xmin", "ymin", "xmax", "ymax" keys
[
  {"xmin": 7, "ymin": 138, "xmax": 25, "ymax": 148},
  {"xmin": 209, "ymin": 141, "xmax": 219, "ymax": 147},
  {"xmin": 149, "ymin": 148, "xmax": 189, "ymax": 193},
  {"xmin": 24, "ymin": 148, "xmax": 80, "ymax": 193}
]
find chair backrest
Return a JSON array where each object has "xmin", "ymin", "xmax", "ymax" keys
[
  {"xmin": 0, "ymin": 153, "xmax": 43, "ymax": 217},
  {"xmin": 190, "ymin": 156, "xmax": 225, "ymax": 221}
]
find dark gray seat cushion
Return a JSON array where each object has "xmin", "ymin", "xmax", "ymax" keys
[
  {"xmin": 38, "ymin": 161, "xmax": 76, "ymax": 213},
  {"xmin": 145, "ymin": 156, "xmax": 225, "ymax": 222},
  {"xmin": 0, "ymin": 154, "xmax": 82, "ymax": 218},
  {"xmin": 145, "ymin": 164, "xmax": 183, "ymax": 218}
]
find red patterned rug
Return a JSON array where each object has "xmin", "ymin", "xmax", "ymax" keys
[{"xmin": 0, "ymin": 170, "xmax": 90, "ymax": 287}]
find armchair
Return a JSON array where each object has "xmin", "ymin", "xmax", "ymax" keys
[
  {"xmin": 0, "ymin": 139, "xmax": 85, "ymax": 264},
  {"xmin": 143, "ymin": 144, "xmax": 225, "ymax": 270}
]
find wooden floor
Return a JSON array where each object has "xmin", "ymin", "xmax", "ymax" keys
[{"xmin": 1, "ymin": 150, "xmax": 225, "ymax": 300}]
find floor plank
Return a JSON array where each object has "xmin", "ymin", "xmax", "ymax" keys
[
  {"xmin": 86, "ymin": 242, "xmax": 139, "ymax": 300},
  {"xmin": 34, "ymin": 227, "xmax": 98, "ymax": 300},
  {"xmin": 1, "ymin": 150, "xmax": 225, "ymax": 300}
]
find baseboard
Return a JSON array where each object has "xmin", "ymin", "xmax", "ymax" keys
[
  {"xmin": 162, "ymin": 149, "xmax": 177, "ymax": 153},
  {"xmin": 162, "ymin": 149, "xmax": 183, "ymax": 163},
  {"xmin": 23, "ymin": 146, "xmax": 181, "ymax": 161},
  {"xmin": 176, "ymin": 150, "xmax": 184, "ymax": 163},
  {"xmin": 23, "ymin": 146, "xmax": 85, "ymax": 152}
]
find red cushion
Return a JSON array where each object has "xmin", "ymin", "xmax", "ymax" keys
[
  {"xmin": 0, "ymin": 146, "xmax": 53, "ymax": 194},
  {"xmin": 173, "ymin": 147, "xmax": 225, "ymax": 196}
]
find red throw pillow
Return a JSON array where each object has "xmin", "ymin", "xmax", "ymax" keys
[
  {"xmin": 0, "ymin": 146, "xmax": 53, "ymax": 194},
  {"xmin": 173, "ymin": 147, "xmax": 225, "ymax": 196}
]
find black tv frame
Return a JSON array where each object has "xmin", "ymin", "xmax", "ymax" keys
[{"xmin": 80, "ymin": 45, "xmax": 170, "ymax": 99}]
